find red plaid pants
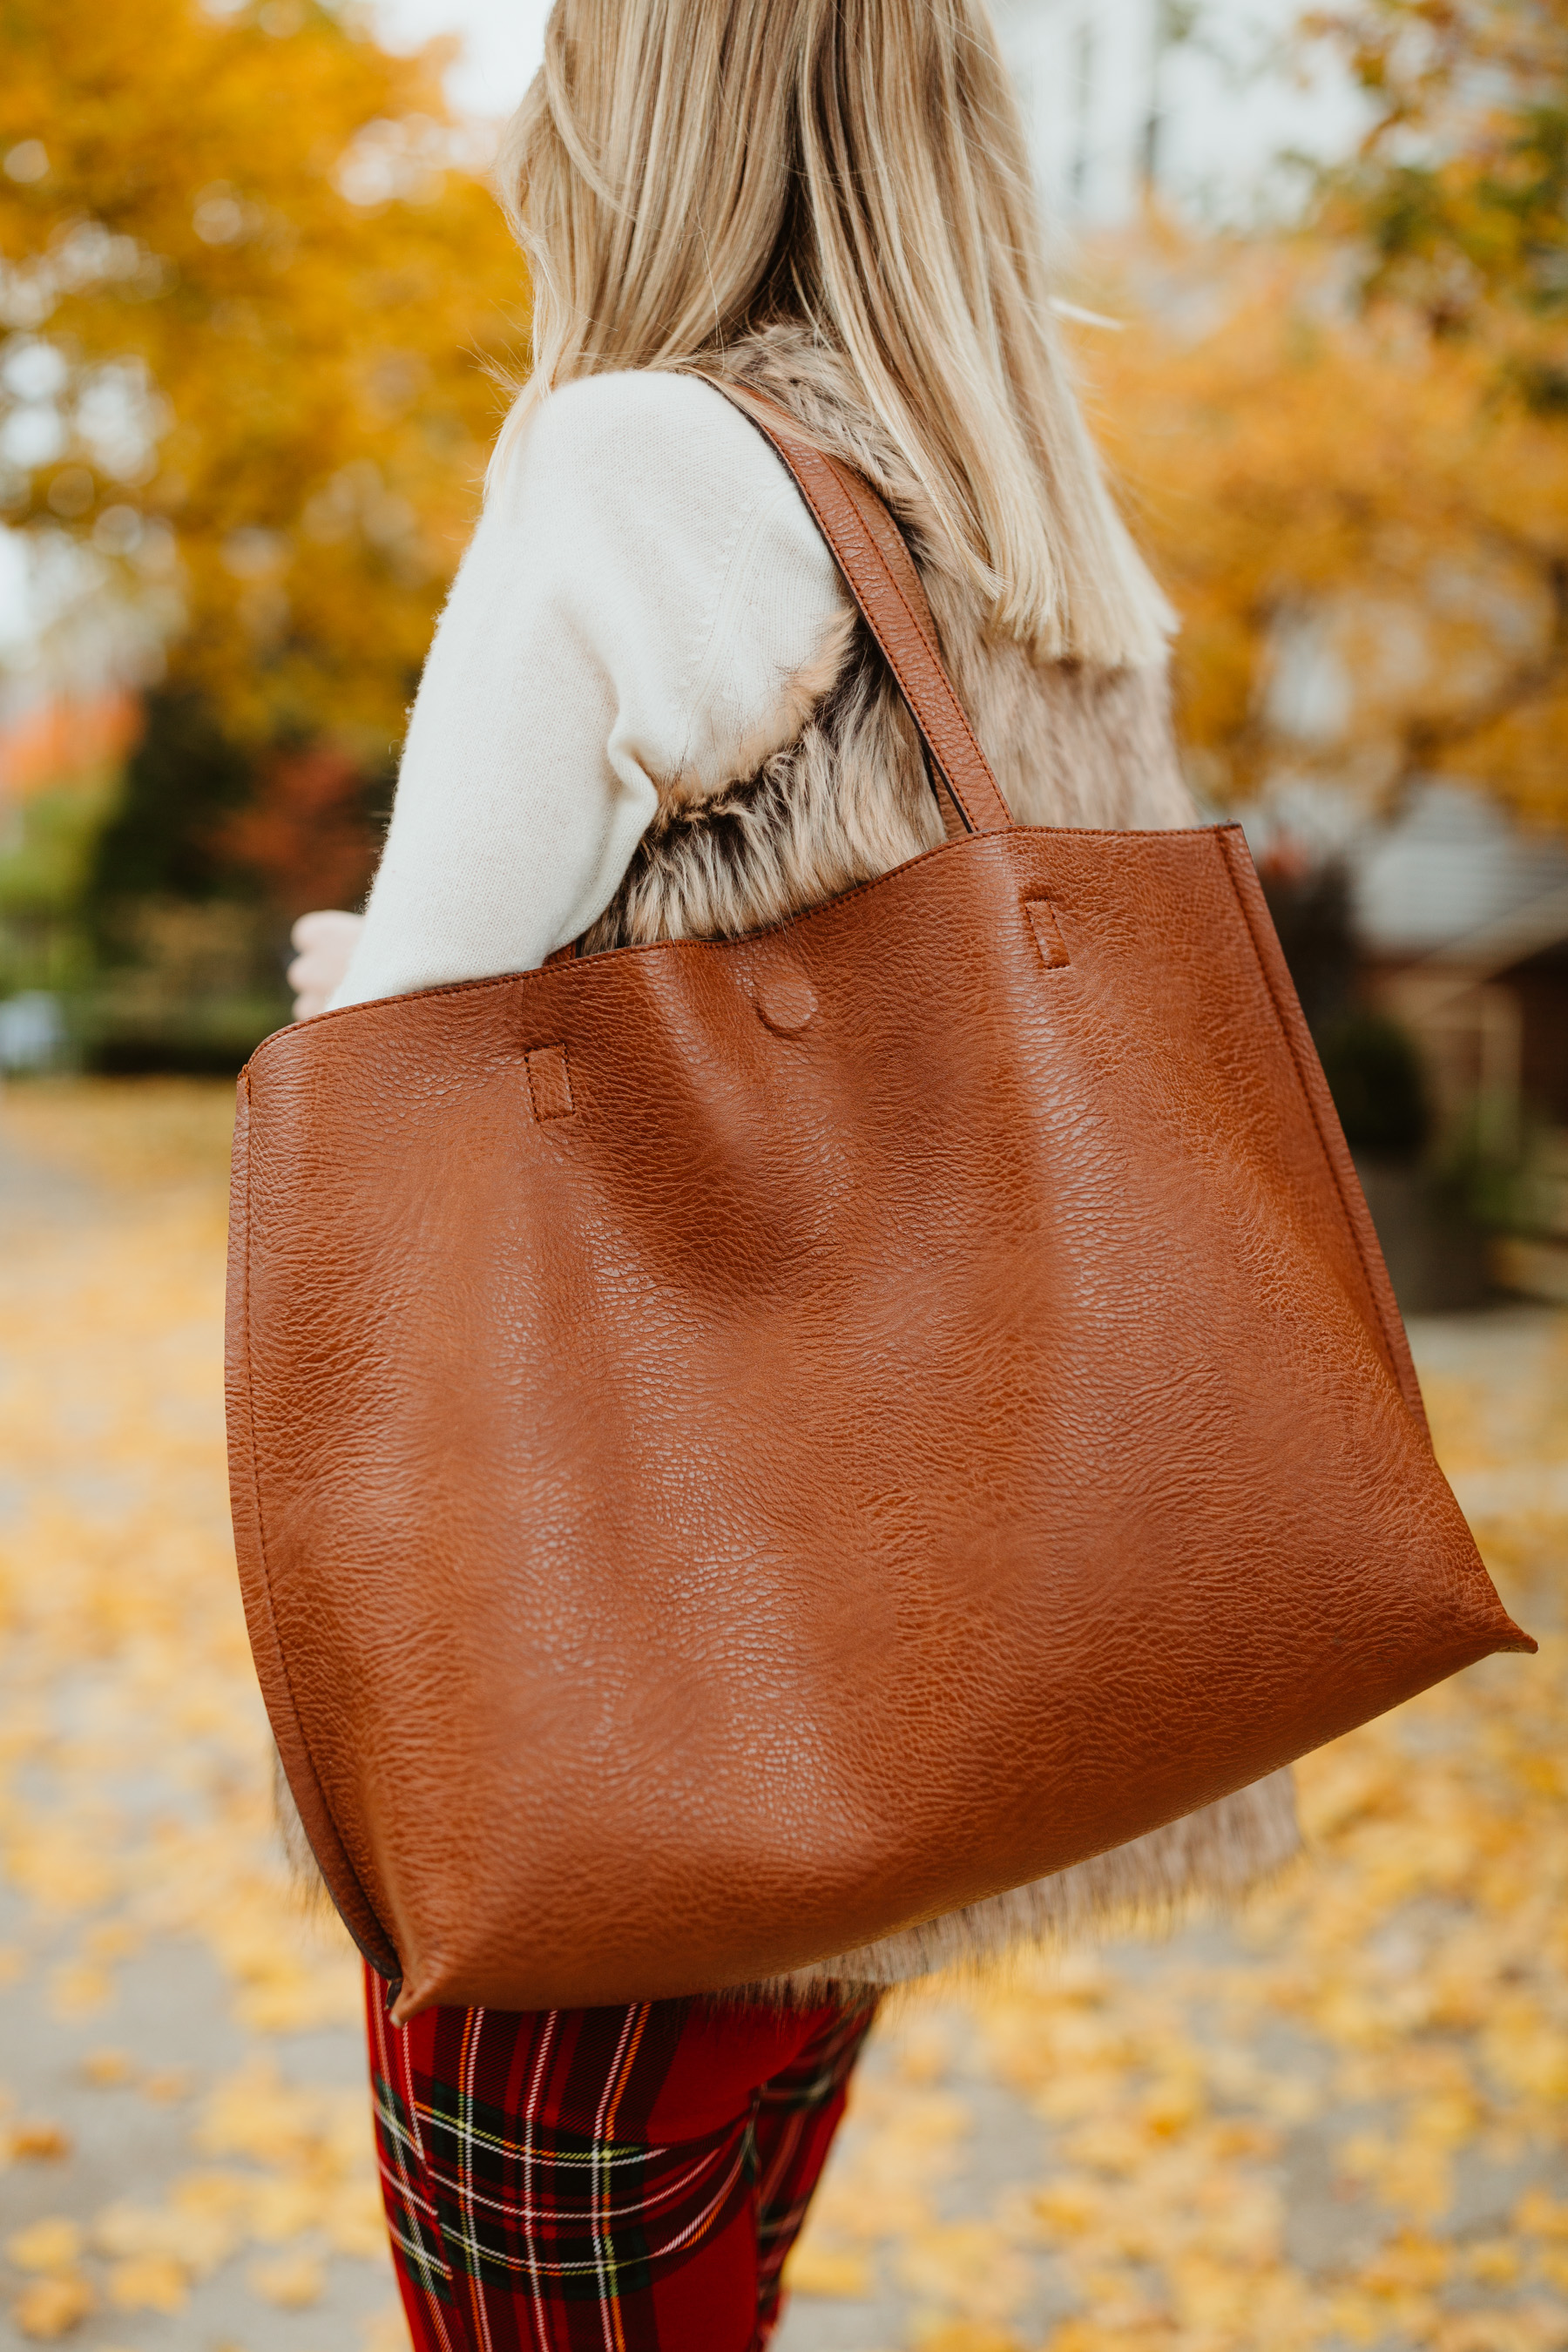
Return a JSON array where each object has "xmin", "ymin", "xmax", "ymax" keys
[{"xmin": 365, "ymin": 1963, "xmax": 879, "ymax": 2351}]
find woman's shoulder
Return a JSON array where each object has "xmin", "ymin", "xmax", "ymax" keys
[
  {"xmin": 515, "ymin": 368, "xmax": 790, "ymax": 502},
  {"xmin": 489, "ymin": 369, "xmax": 844, "ymax": 649}
]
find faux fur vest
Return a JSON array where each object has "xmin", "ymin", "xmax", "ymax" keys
[
  {"xmin": 596, "ymin": 327, "xmax": 1299, "ymax": 1991},
  {"xmin": 584, "ymin": 328, "xmax": 1198, "ymax": 955}
]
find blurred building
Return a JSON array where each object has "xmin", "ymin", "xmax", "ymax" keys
[
  {"xmin": 991, "ymin": 0, "xmax": 1365, "ymax": 226},
  {"xmin": 1355, "ymin": 787, "xmax": 1568, "ymax": 1301}
]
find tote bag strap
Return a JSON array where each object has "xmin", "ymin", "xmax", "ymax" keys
[{"xmin": 686, "ymin": 373, "xmax": 1014, "ymax": 840}]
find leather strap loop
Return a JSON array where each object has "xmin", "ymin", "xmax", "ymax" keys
[{"xmin": 686, "ymin": 374, "xmax": 1014, "ymax": 838}]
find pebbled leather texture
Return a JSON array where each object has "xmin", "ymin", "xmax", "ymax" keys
[{"xmin": 225, "ymin": 416, "xmax": 1533, "ymax": 2021}]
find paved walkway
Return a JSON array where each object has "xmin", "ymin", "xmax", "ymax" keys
[{"xmin": 1, "ymin": 1083, "xmax": 1564, "ymax": 2352}]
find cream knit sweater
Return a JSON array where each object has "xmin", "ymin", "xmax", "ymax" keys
[{"xmin": 329, "ymin": 372, "xmax": 848, "ymax": 1011}]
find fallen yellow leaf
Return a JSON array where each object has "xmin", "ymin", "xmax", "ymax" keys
[
  {"xmin": 79, "ymin": 2049, "xmax": 136, "ymax": 2087},
  {"xmin": 10, "ymin": 2275, "xmax": 95, "ymax": 2341},
  {"xmin": 6, "ymin": 2120, "xmax": 72, "ymax": 2161},
  {"xmin": 362, "ymin": 2305, "xmax": 415, "ymax": 2352},
  {"xmin": 784, "ymin": 2240, "xmax": 872, "ymax": 2299},
  {"xmin": 915, "ymin": 2325, "xmax": 1024, "ymax": 2352},
  {"xmin": 364, "ymin": 2314, "xmax": 416, "ymax": 2352},
  {"xmin": 5, "ymin": 2220, "xmax": 84, "ymax": 2274},
  {"xmin": 139, "ymin": 2067, "xmax": 194, "ymax": 2105},
  {"xmin": 1517, "ymin": 2190, "xmax": 1568, "ymax": 2240},
  {"xmin": 1434, "ymin": 2313, "xmax": 1565, "ymax": 2352},
  {"xmin": 93, "ymin": 2203, "xmax": 172, "ymax": 2260},
  {"xmin": 107, "ymin": 2254, "xmax": 189, "ymax": 2314},
  {"xmin": 1031, "ymin": 2180, "xmax": 1100, "ymax": 2236},
  {"xmin": 898, "ymin": 2220, "xmax": 1031, "ymax": 2317},
  {"xmin": 248, "ymin": 2253, "xmax": 326, "ymax": 2308},
  {"xmin": 325, "ymin": 2179, "xmax": 391, "ymax": 2259},
  {"xmin": 247, "ymin": 2172, "xmax": 325, "ymax": 2243}
]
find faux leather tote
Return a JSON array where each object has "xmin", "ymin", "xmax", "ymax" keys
[{"xmin": 226, "ymin": 389, "xmax": 1533, "ymax": 2021}]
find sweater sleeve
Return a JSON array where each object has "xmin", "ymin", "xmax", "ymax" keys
[{"xmin": 328, "ymin": 372, "xmax": 848, "ymax": 1010}]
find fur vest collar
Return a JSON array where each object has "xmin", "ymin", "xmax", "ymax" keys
[{"xmin": 585, "ymin": 325, "xmax": 1197, "ymax": 954}]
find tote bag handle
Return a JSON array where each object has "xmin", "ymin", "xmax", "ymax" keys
[{"xmin": 686, "ymin": 374, "xmax": 1016, "ymax": 841}]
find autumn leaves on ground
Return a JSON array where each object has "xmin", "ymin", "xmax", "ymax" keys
[{"xmin": 0, "ymin": 1080, "xmax": 1564, "ymax": 2352}]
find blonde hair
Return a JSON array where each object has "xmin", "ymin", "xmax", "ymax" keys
[{"xmin": 494, "ymin": 0, "xmax": 1172, "ymax": 666}]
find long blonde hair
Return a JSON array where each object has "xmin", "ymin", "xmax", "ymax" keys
[{"xmin": 494, "ymin": 0, "xmax": 1171, "ymax": 667}]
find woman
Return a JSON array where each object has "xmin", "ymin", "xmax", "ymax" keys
[{"xmin": 289, "ymin": 2, "xmax": 1299, "ymax": 2343}]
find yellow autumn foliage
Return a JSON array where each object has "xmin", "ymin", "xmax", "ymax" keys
[
  {"xmin": 1080, "ymin": 233, "xmax": 1568, "ymax": 832},
  {"xmin": 0, "ymin": 1088, "xmax": 1564, "ymax": 2352},
  {"xmin": 0, "ymin": 0, "xmax": 524, "ymax": 751}
]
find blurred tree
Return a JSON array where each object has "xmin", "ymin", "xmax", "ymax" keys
[
  {"xmin": 1318, "ymin": 1005, "xmax": 1431, "ymax": 1159},
  {"xmin": 1256, "ymin": 847, "xmax": 1357, "ymax": 1034},
  {"xmin": 216, "ymin": 735, "xmax": 384, "ymax": 913},
  {"xmin": 85, "ymin": 693, "xmax": 255, "ymax": 909},
  {"xmin": 0, "ymin": 0, "xmax": 525, "ymax": 756},
  {"xmin": 1078, "ymin": 232, "xmax": 1568, "ymax": 830},
  {"xmin": 0, "ymin": 691, "xmax": 139, "ymax": 992},
  {"xmin": 1305, "ymin": 0, "xmax": 1568, "ymax": 365},
  {"xmin": 0, "ymin": 0, "xmax": 524, "ymax": 1059},
  {"xmin": 1067, "ymin": 1, "xmax": 1568, "ymax": 836}
]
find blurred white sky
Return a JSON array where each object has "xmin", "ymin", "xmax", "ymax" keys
[
  {"xmin": 374, "ymin": 0, "xmax": 550, "ymax": 114},
  {"xmin": 374, "ymin": 0, "xmax": 1362, "ymax": 193}
]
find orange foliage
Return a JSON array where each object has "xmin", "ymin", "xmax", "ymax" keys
[
  {"xmin": 216, "ymin": 740, "xmax": 378, "ymax": 919},
  {"xmin": 1305, "ymin": 0, "xmax": 1568, "ymax": 350},
  {"xmin": 1077, "ymin": 235, "xmax": 1568, "ymax": 829},
  {"xmin": 0, "ymin": 693, "xmax": 143, "ymax": 803},
  {"xmin": 0, "ymin": 0, "xmax": 525, "ymax": 753}
]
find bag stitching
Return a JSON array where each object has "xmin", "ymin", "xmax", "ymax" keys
[{"xmin": 524, "ymin": 1044, "xmax": 574, "ymax": 1122}]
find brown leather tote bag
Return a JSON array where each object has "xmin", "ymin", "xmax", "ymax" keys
[{"xmin": 226, "ymin": 392, "xmax": 1532, "ymax": 2022}]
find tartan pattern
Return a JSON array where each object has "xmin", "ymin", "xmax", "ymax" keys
[
  {"xmin": 365, "ymin": 1963, "xmax": 877, "ymax": 2351},
  {"xmin": 751, "ymin": 2004, "xmax": 879, "ymax": 2326}
]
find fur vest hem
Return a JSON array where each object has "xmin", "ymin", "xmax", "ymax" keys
[{"xmin": 773, "ymin": 1771, "xmax": 1301, "ymax": 1997}]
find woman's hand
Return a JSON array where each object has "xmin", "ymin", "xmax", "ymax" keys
[{"xmin": 288, "ymin": 909, "xmax": 364, "ymax": 1020}]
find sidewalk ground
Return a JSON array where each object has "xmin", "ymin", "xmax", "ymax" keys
[{"xmin": 1, "ymin": 1081, "xmax": 1564, "ymax": 2352}]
